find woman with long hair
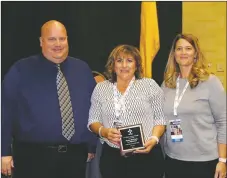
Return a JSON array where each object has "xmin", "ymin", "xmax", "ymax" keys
[{"xmin": 162, "ymin": 34, "xmax": 226, "ymax": 178}]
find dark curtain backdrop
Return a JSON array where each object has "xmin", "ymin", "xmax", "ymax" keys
[{"xmin": 1, "ymin": 2, "xmax": 182, "ymax": 85}]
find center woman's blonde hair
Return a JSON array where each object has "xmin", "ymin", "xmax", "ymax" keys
[{"xmin": 164, "ymin": 34, "xmax": 210, "ymax": 89}]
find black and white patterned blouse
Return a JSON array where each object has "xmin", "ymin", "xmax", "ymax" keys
[{"xmin": 88, "ymin": 78, "xmax": 166, "ymax": 149}]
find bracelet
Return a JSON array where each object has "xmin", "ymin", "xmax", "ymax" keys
[
  {"xmin": 98, "ymin": 126, "xmax": 104, "ymax": 138},
  {"xmin": 219, "ymin": 158, "xmax": 227, "ymax": 163},
  {"xmin": 149, "ymin": 136, "xmax": 159, "ymax": 144}
]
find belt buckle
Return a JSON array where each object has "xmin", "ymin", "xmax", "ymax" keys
[{"xmin": 58, "ymin": 145, "xmax": 67, "ymax": 153}]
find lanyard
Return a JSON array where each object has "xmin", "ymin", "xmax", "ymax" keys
[
  {"xmin": 174, "ymin": 77, "xmax": 189, "ymax": 116},
  {"xmin": 113, "ymin": 76, "xmax": 135, "ymax": 118}
]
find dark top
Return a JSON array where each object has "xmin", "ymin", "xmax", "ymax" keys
[{"xmin": 2, "ymin": 54, "xmax": 97, "ymax": 156}]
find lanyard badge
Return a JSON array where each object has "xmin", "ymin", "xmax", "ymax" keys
[
  {"xmin": 170, "ymin": 77, "xmax": 189, "ymax": 142},
  {"xmin": 173, "ymin": 77, "xmax": 189, "ymax": 116},
  {"xmin": 113, "ymin": 76, "xmax": 135, "ymax": 128},
  {"xmin": 169, "ymin": 119, "xmax": 183, "ymax": 142}
]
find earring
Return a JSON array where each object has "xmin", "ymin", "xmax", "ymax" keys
[{"xmin": 194, "ymin": 57, "xmax": 197, "ymax": 62}]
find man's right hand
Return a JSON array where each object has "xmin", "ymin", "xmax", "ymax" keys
[{"xmin": 1, "ymin": 156, "xmax": 14, "ymax": 176}]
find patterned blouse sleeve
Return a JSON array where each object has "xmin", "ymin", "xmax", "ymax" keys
[
  {"xmin": 88, "ymin": 83, "xmax": 103, "ymax": 129},
  {"xmin": 149, "ymin": 79, "xmax": 167, "ymax": 126}
]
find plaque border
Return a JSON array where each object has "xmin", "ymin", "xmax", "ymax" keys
[{"xmin": 118, "ymin": 124, "xmax": 145, "ymax": 152}]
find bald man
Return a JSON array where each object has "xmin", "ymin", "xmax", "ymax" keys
[{"xmin": 1, "ymin": 20, "xmax": 98, "ymax": 178}]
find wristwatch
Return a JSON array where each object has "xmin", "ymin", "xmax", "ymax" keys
[{"xmin": 219, "ymin": 158, "xmax": 227, "ymax": 163}]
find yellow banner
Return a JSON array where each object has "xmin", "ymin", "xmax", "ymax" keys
[{"xmin": 140, "ymin": 2, "xmax": 160, "ymax": 78}]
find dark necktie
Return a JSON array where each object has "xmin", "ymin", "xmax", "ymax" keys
[{"xmin": 56, "ymin": 64, "xmax": 75, "ymax": 140}]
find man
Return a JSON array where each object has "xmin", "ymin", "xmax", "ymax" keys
[{"xmin": 1, "ymin": 20, "xmax": 97, "ymax": 178}]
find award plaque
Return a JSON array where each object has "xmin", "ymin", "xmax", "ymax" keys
[{"xmin": 118, "ymin": 124, "xmax": 145, "ymax": 156}]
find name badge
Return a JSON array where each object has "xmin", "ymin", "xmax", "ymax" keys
[
  {"xmin": 113, "ymin": 120, "xmax": 123, "ymax": 128},
  {"xmin": 169, "ymin": 119, "xmax": 183, "ymax": 142}
]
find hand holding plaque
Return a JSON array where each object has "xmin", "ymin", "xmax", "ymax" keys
[{"xmin": 118, "ymin": 124, "xmax": 145, "ymax": 156}]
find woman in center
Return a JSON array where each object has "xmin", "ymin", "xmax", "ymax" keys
[{"xmin": 88, "ymin": 45, "xmax": 166, "ymax": 178}]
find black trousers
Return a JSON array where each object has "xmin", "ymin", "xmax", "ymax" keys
[
  {"xmin": 12, "ymin": 142, "xmax": 88, "ymax": 178},
  {"xmin": 165, "ymin": 155, "xmax": 218, "ymax": 178},
  {"xmin": 100, "ymin": 143, "xmax": 164, "ymax": 178}
]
